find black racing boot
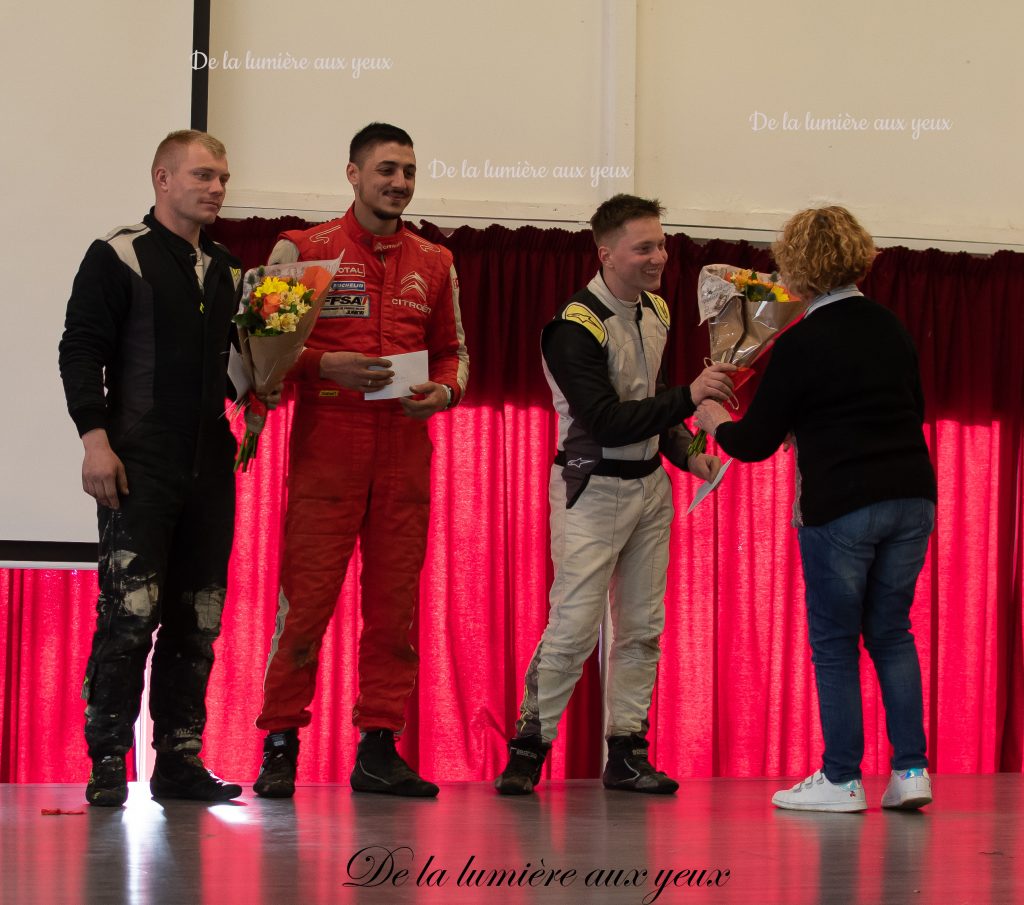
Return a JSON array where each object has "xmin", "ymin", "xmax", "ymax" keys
[
  {"xmin": 494, "ymin": 735, "xmax": 550, "ymax": 795},
  {"xmin": 254, "ymin": 730, "xmax": 300, "ymax": 799},
  {"xmin": 350, "ymin": 729, "xmax": 439, "ymax": 797},
  {"xmin": 150, "ymin": 752, "xmax": 243, "ymax": 801},
  {"xmin": 602, "ymin": 734, "xmax": 679, "ymax": 794},
  {"xmin": 86, "ymin": 754, "xmax": 129, "ymax": 807}
]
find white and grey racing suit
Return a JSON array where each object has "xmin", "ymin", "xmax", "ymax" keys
[{"xmin": 516, "ymin": 272, "xmax": 697, "ymax": 741}]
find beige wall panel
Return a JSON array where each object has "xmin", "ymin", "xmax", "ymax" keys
[{"xmin": 636, "ymin": 0, "xmax": 1021, "ymax": 247}]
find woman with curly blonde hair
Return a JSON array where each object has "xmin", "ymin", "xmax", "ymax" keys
[
  {"xmin": 771, "ymin": 206, "xmax": 877, "ymax": 298},
  {"xmin": 696, "ymin": 206, "xmax": 936, "ymax": 813}
]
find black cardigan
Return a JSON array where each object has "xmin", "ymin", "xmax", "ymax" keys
[{"xmin": 714, "ymin": 295, "xmax": 936, "ymax": 526}]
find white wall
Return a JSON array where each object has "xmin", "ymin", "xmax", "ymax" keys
[
  {"xmin": 636, "ymin": 0, "xmax": 1021, "ymax": 249},
  {"xmin": 0, "ymin": 3, "xmax": 193, "ymax": 551},
  {"xmin": 209, "ymin": 0, "xmax": 638, "ymax": 224},
  {"xmin": 210, "ymin": 0, "xmax": 1022, "ymax": 251}
]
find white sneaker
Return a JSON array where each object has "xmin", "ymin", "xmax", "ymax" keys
[
  {"xmin": 881, "ymin": 767, "xmax": 932, "ymax": 810},
  {"xmin": 771, "ymin": 770, "xmax": 867, "ymax": 812}
]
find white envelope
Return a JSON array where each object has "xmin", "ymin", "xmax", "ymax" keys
[
  {"xmin": 687, "ymin": 458, "xmax": 733, "ymax": 514},
  {"xmin": 364, "ymin": 349, "xmax": 429, "ymax": 400}
]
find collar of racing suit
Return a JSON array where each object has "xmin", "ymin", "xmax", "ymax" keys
[
  {"xmin": 590, "ymin": 271, "xmax": 642, "ymax": 320},
  {"xmin": 341, "ymin": 205, "xmax": 407, "ymax": 257}
]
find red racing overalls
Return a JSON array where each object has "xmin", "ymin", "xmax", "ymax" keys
[{"xmin": 256, "ymin": 206, "xmax": 468, "ymax": 733}]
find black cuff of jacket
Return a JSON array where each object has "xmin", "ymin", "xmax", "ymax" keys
[
  {"xmin": 713, "ymin": 421, "xmax": 734, "ymax": 454},
  {"xmin": 71, "ymin": 406, "xmax": 108, "ymax": 437},
  {"xmin": 681, "ymin": 384, "xmax": 695, "ymax": 416}
]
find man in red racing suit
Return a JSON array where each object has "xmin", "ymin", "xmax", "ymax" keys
[{"xmin": 254, "ymin": 123, "xmax": 469, "ymax": 798}]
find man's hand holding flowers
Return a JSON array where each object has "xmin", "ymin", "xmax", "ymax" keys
[
  {"xmin": 678, "ymin": 363, "xmax": 735, "ymax": 484},
  {"xmin": 255, "ymin": 384, "xmax": 284, "ymax": 410},
  {"xmin": 689, "ymin": 362, "xmax": 738, "ymax": 405}
]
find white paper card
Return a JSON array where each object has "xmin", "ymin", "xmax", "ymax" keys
[
  {"xmin": 687, "ymin": 458, "xmax": 733, "ymax": 514},
  {"xmin": 227, "ymin": 343, "xmax": 251, "ymax": 399},
  {"xmin": 364, "ymin": 349, "xmax": 429, "ymax": 400}
]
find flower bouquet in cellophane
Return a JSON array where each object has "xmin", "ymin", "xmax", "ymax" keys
[
  {"xmin": 687, "ymin": 265, "xmax": 808, "ymax": 456},
  {"xmin": 231, "ymin": 253, "xmax": 343, "ymax": 471}
]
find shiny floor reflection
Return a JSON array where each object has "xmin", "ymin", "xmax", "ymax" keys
[{"xmin": 1, "ymin": 775, "xmax": 1021, "ymax": 904}]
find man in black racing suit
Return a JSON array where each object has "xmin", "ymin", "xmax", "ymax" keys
[{"xmin": 59, "ymin": 130, "xmax": 246, "ymax": 806}]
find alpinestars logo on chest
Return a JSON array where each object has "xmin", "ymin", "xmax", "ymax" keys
[{"xmin": 401, "ymin": 271, "xmax": 429, "ymax": 302}]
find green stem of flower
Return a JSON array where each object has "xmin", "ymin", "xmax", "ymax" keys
[
  {"xmin": 686, "ymin": 429, "xmax": 708, "ymax": 458},
  {"xmin": 233, "ymin": 430, "xmax": 260, "ymax": 473}
]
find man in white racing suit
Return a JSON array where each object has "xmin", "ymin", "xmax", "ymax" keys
[{"xmin": 495, "ymin": 194, "xmax": 735, "ymax": 795}]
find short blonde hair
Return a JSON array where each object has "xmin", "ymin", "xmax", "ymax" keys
[
  {"xmin": 151, "ymin": 129, "xmax": 227, "ymax": 177},
  {"xmin": 772, "ymin": 206, "xmax": 876, "ymax": 298}
]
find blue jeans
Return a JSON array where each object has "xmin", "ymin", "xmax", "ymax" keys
[{"xmin": 798, "ymin": 498, "xmax": 934, "ymax": 783}]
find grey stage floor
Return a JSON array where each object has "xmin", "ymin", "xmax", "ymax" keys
[{"xmin": 1, "ymin": 775, "xmax": 1021, "ymax": 905}]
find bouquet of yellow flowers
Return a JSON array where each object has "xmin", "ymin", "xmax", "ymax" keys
[
  {"xmin": 686, "ymin": 265, "xmax": 807, "ymax": 456},
  {"xmin": 234, "ymin": 274, "xmax": 314, "ymax": 335},
  {"xmin": 231, "ymin": 254, "xmax": 343, "ymax": 471}
]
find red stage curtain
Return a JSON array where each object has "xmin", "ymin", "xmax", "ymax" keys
[{"xmin": 1, "ymin": 220, "xmax": 1021, "ymax": 784}]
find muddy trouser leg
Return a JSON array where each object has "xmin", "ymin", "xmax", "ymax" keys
[
  {"xmin": 516, "ymin": 468, "xmax": 642, "ymax": 742},
  {"xmin": 149, "ymin": 450, "xmax": 235, "ymax": 754},
  {"xmin": 83, "ymin": 456, "xmax": 182, "ymax": 760}
]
